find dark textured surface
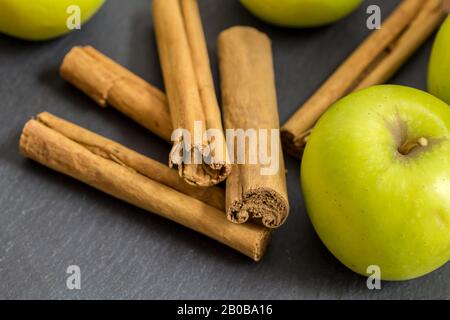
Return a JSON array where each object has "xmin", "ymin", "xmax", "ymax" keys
[{"xmin": 0, "ymin": 0, "xmax": 448, "ymax": 299}]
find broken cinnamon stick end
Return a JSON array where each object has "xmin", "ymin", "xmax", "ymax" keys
[
  {"xmin": 228, "ymin": 188, "xmax": 289, "ymax": 229},
  {"xmin": 227, "ymin": 201, "xmax": 250, "ymax": 224},
  {"xmin": 170, "ymin": 142, "xmax": 231, "ymax": 187},
  {"xmin": 179, "ymin": 163, "xmax": 231, "ymax": 187},
  {"xmin": 280, "ymin": 129, "xmax": 304, "ymax": 159}
]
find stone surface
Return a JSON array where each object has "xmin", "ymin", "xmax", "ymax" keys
[{"xmin": 0, "ymin": 0, "xmax": 447, "ymax": 299}]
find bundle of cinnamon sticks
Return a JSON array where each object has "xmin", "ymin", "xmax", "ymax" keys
[
  {"xmin": 20, "ymin": 0, "xmax": 447, "ymax": 260},
  {"xmin": 22, "ymin": 0, "xmax": 290, "ymax": 261}
]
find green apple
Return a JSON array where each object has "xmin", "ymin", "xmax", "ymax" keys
[
  {"xmin": 429, "ymin": 16, "xmax": 450, "ymax": 105},
  {"xmin": 240, "ymin": 0, "xmax": 362, "ymax": 28},
  {"xmin": 0, "ymin": 0, "xmax": 105, "ymax": 41},
  {"xmin": 302, "ymin": 85, "xmax": 450, "ymax": 281}
]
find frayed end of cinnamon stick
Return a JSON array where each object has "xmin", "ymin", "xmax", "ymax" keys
[
  {"xmin": 228, "ymin": 188, "xmax": 289, "ymax": 229},
  {"xmin": 169, "ymin": 141, "xmax": 231, "ymax": 187},
  {"xmin": 178, "ymin": 163, "xmax": 230, "ymax": 187}
]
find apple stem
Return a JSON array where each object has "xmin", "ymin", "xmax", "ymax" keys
[{"xmin": 398, "ymin": 137, "xmax": 428, "ymax": 155}]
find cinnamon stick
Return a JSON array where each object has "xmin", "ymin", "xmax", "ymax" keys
[
  {"xmin": 218, "ymin": 27, "xmax": 289, "ymax": 229},
  {"xmin": 20, "ymin": 113, "xmax": 270, "ymax": 261},
  {"xmin": 152, "ymin": 0, "xmax": 231, "ymax": 186},
  {"xmin": 60, "ymin": 46, "xmax": 172, "ymax": 141},
  {"xmin": 281, "ymin": 0, "xmax": 447, "ymax": 158},
  {"xmin": 30, "ymin": 112, "xmax": 224, "ymax": 211},
  {"xmin": 443, "ymin": 0, "xmax": 450, "ymax": 12}
]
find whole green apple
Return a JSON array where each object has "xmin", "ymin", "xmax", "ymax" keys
[
  {"xmin": 302, "ymin": 85, "xmax": 450, "ymax": 281},
  {"xmin": 240, "ymin": 0, "xmax": 362, "ymax": 28},
  {"xmin": 0, "ymin": 0, "xmax": 105, "ymax": 41},
  {"xmin": 429, "ymin": 16, "xmax": 450, "ymax": 105}
]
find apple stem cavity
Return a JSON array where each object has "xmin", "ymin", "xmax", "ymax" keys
[{"xmin": 398, "ymin": 137, "xmax": 428, "ymax": 155}]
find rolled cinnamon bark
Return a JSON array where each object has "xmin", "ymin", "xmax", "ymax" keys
[
  {"xmin": 218, "ymin": 27, "xmax": 289, "ymax": 229},
  {"xmin": 281, "ymin": 0, "xmax": 446, "ymax": 158},
  {"xmin": 20, "ymin": 113, "xmax": 270, "ymax": 261},
  {"xmin": 60, "ymin": 46, "xmax": 172, "ymax": 142},
  {"xmin": 152, "ymin": 0, "xmax": 231, "ymax": 186},
  {"xmin": 355, "ymin": 0, "xmax": 446, "ymax": 90},
  {"xmin": 443, "ymin": 0, "xmax": 450, "ymax": 12},
  {"xmin": 28, "ymin": 112, "xmax": 224, "ymax": 211}
]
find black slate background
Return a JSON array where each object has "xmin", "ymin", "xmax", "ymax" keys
[{"xmin": 0, "ymin": 0, "xmax": 448, "ymax": 299}]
